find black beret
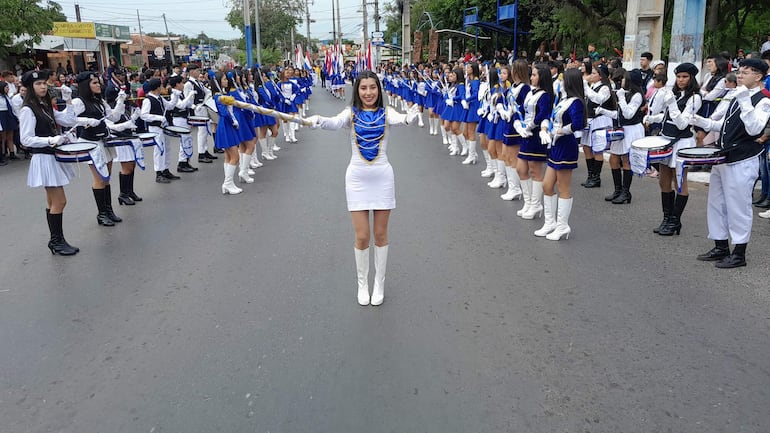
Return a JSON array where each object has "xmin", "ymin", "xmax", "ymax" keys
[
  {"xmin": 628, "ymin": 69, "xmax": 643, "ymax": 87},
  {"xmin": 21, "ymin": 69, "xmax": 49, "ymax": 87},
  {"xmin": 75, "ymin": 71, "xmax": 98, "ymax": 83},
  {"xmin": 595, "ymin": 63, "xmax": 609, "ymax": 78},
  {"xmin": 739, "ymin": 58, "xmax": 768, "ymax": 75},
  {"xmin": 674, "ymin": 62, "xmax": 699, "ymax": 76},
  {"xmin": 168, "ymin": 75, "xmax": 183, "ymax": 87},
  {"xmin": 147, "ymin": 78, "xmax": 162, "ymax": 91}
]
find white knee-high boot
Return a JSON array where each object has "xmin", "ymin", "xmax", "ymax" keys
[
  {"xmin": 222, "ymin": 163, "xmax": 242, "ymax": 194},
  {"xmin": 534, "ymin": 194, "xmax": 558, "ymax": 236},
  {"xmin": 250, "ymin": 150, "xmax": 263, "ymax": 169},
  {"xmin": 259, "ymin": 138, "xmax": 274, "ymax": 160},
  {"xmin": 371, "ymin": 244, "xmax": 388, "ymax": 306},
  {"xmin": 488, "ymin": 160, "xmax": 507, "ymax": 188},
  {"xmin": 457, "ymin": 134, "xmax": 468, "ymax": 156},
  {"xmin": 500, "ymin": 166, "xmax": 522, "ymax": 200},
  {"xmin": 449, "ymin": 134, "xmax": 459, "ymax": 155},
  {"xmin": 517, "ymin": 178, "xmax": 532, "ymax": 216},
  {"xmin": 238, "ymin": 153, "xmax": 254, "ymax": 183},
  {"xmin": 282, "ymin": 123, "xmax": 290, "ymax": 142},
  {"xmin": 270, "ymin": 135, "xmax": 280, "ymax": 152},
  {"xmin": 462, "ymin": 140, "xmax": 477, "ymax": 164},
  {"xmin": 440, "ymin": 127, "xmax": 448, "ymax": 145},
  {"xmin": 547, "ymin": 197, "xmax": 573, "ymax": 240},
  {"xmin": 522, "ymin": 180, "xmax": 543, "ymax": 219},
  {"xmin": 417, "ymin": 111, "xmax": 424, "ymax": 127},
  {"xmin": 354, "ymin": 246, "xmax": 370, "ymax": 306},
  {"xmin": 481, "ymin": 150, "xmax": 494, "ymax": 177}
]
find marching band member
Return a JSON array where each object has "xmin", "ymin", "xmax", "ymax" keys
[
  {"xmin": 253, "ymin": 67, "xmax": 277, "ymax": 161},
  {"xmin": 305, "ymin": 70, "xmax": 420, "ymax": 306},
  {"xmin": 581, "ymin": 62, "xmax": 616, "ymax": 188},
  {"xmin": 262, "ymin": 67, "xmax": 283, "ymax": 155},
  {"xmin": 696, "ymin": 54, "xmax": 729, "ymax": 146},
  {"xmin": 184, "ymin": 64, "xmax": 218, "ymax": 163},
  {"xmin": 230, "ymin": 70, "xmax": 258, "ymax": 183},
  {"xmin": 691, "ymin": 59, "xmax": 770, "ymax": 268},
  {"xmin": 461, "ymin": 62, "xmax": 481, "ymax": 164},
  {"xmin": 514, "ymin": 63, "xmax": 554, "ymax": 219},
  {"xmin": 278, "ymin": 66, "xmax": 300, "ymax": 143},
  {"xmin": 19, "ymin": 70, "xmax": 79, "ymax": 255},
  {"xmin": 476, "ymin": 64, "xmax": 493, "ymax": 176},
  {"xmin": 104, "ymin": 84, "xmax": 142, "ymax": 206},
  {"xmin": 498, "ymin": 59, "xmax": 530, "ymax": 200},
  {"xmin": 598, "ymin": 69, "xmax": 646, "ymax": 205},
  {"xmin": 646, "ymin": 63, "xmax": 701, "ymax": 236},
  {"xmin": 72, "ymin": 72, "xmax": 126, "ymax": 226},
  {"xmin": 140, "ymin": 78, "xmax": 181, "ymax": 184},
  {"xmin": 213, "ymin": 71, "xmax": 243, "ymax": 195},
  {"xmin": 244, "ymin": 69, "xmax": 264, "ymax": 169},
  {"xmin": 413, "ymin": 70, "xmax": 427, "ymax": 128},
  {"xmin": 445, "ymin": 67, "xmax": 466, "ymax": 156},
  {"xmin": 168, "ymin": 75, "xmax": 198, "ymax": 173},
  {"xmin": 534, "ymin": 68, "xmax": 585, "ymax": 240},
  {"xmin": 485, "ymin": 66, "xmax": 510, "ymax": 189}
]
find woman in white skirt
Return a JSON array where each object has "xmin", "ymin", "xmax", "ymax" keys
[
  {"xmin": 596, "ymin": 68, "xmax": 646, "ymax": 204},
  {"xmin": 645, "ymin": 63, "xmax": 701, "ymax": 236},
  {"xmin": 306, "ymin": 70, "xmax": 420, "ymax": 306},
  {"xmin": 581, "ymin": 62, "xmax": 616, "ymax": 188},
  {"xmin": 104, "ymin": 84, "xmax": 142, "ymax": 205},
  {"xmin": 18, "ymin": 70, "xmax": 79, "ymax": 255},
  {"xmin": 72, "ymin": 72, "xmax": 126, "ymax": 226}
]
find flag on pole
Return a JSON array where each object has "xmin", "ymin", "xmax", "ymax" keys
[{"xmin": 365, "ymin": 41, "xmax": 372, "ymax": 71}]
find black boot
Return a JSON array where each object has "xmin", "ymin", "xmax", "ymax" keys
[
  {"xmin": 654, "ymin": 191, "xmax": 675, "ymax": 233},
  {"xmin": 127, "ymin": 172, "xmax": 143, "ymax": 201},
  {"xmin": 584, "ymin": 159, "xmax": 603, "ymax": 188},
  {"xmin": 104, "ymin": 185, "xmax": 122, "ymax": 222},
  {"xmin": 47, "ymin": 211, "xmax": 78, "ymax": 255},
  {"xmin": 605, "ymin": 168, "xmax": 622, "ymax": 201},
  {"xmin": 715, "ymin": 243, "xmax": 747, "ymax": 268},
  {"xmin": 117, "ymin": 173, "xmax": 135, "ymax": 206},
  {"xmin": 659, "ymin": 194, "xmax": 688, "ymax": 236},
  {"xmin": 755, "ymin": 196, "xmax": 770, "ymax": 209},
  {"xmin": 204, "ymin": 150, "xmax": 218, "ymax": 159},
  {"xmin": 93, "ymin": 188, "xmax": 115, "ymax": 226},
  {"xmin": 0, "ymin": 152, "xmax": 7, "ymax": 166},
  {"xmin": 752, "ymin": 193, "xmax": 767, "ymax": 205},
  {"xmin": 697, "ymin": 239, "xmax": 730, "ymax": 261},
  {"xmin": 162, "ymin": 169, "xmax": 180, "ymax": 180},
  {"xmin": 581, "ymin": 158, "xmax": 594, "ymax": 187},
  {"xmin": 612, "ymin": 169, "xmax": 633, "ymax": 204},
  {"xmin": 177, "ymin": 160, "xmax": 196, "ymax": 172},
  {"xmin": 156, "ymin": 170, "xmax": 171, "ymax": 183}
]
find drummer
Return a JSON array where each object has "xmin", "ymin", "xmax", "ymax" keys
[
  {"xmin": 691, "ymin": 58, "xmax": 770, "ymax": 268},
  {"xmin": 645, "ymin": 63, "xmax": 702, "ymax": 236},
  {"xmin": 72, "ymin": 72, "xmax": 126, "ymax": 227},
  {"xmin": 104, "ymin": 84, "xmax": 143, "ymax": 206},
  {"xmin": 168, "ymin": 75, "xmax": 198, "ymax": 173},
  {"xmin": 184, "ymin": 64, "xmax": 218, "ymax": 163},
  {"xmin": 140, "ymin": 78, "xmax": 181, "ymax": 183},
  {"xmin": 18, "ymin": 70, "xmax": 80, "ymax": 255}
]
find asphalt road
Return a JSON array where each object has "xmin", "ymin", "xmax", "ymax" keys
[{"xmin": 1, "ymin": 86, "xmax": 769, "ymax": 433}]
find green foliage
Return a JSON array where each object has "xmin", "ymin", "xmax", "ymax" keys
[
  {"xmin": 0, "ymin": 0, "xmax": 67, "ymax": 58},
  {"xmin": 226, "ymin": 0, "xmax": 304, "ymax": 54}
]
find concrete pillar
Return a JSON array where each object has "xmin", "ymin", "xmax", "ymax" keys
[{"xmin": 622, "ymin": 0, "xmax": 665, "ymax": 70}]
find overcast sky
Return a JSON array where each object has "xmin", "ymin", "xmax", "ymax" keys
[{"xmin": 63, "ymin": 0, "xmax": 382, "ymax": 43}]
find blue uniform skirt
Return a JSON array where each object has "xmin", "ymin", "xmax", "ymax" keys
[
  {"xmin": 464, "ymin": 100, "xmax": 480, "ymax": 123},
  {"xmin": 518, "ymin": 136, "xmax": 548, "ymax": 161},
  {"xmin": 547, "ymin": 135, "xmax": 579, "ymax": 170},
  {"xmin": 233, "ymin": 107, "xmax": 256, "ymax": 142},
  {"xmin": 484, "ymin": 119, "xmax": 506, "ymax": 140},
  {"xmin": 477, "ymin": 115, "xmax": 488, "ymax": 134},
  {"xmin": 214, "ymin": 119, "xmax": 240, "ymax": 149}
]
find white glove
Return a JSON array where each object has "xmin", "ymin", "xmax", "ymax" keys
[
  {"xmin": 120, "ymin": 120, "xmax": 136, "ymax": 131},
  {"xmin": 117, "ymin": 90, "xmax": 127, "ymax": 101},
  {"xmin": 284, "ymin": 99, "xmax": 292, "ymax": 105},
  {"xmin": 615, "ymin": 88, "xmax": 626, "ymax": 99},
  {"xmin": 495, "ymin": 103, "xmax": 504, "ymax": 113},
  {"xmin": 661, "ymin": 90, "xmax": 676, "ymax": 106},
  {"xmin": 83, "ymin": 118, "xmax": 101, "ymax": 127},
  {"xmin": 595, "ymin": 107, "xmax": 608, "ymax": 116},
  {"xmin": 171, "ymin": 88, "xmax": 182, "ymax": 96},
  {"xmin": 539, "ymin": 129, "xmax": 551, "ymax": 145},
  {"xmin": 513, "ymin": 120, "xmax": 526, "ymax": 136},
  {"xmin": 231, "ymin": 119, "xmax": 239, "ymax": 129},
  {"xmin": 732, "ymin": 85, "xmax": 749, "ymax": 101},
  {"xmin": 60, "ymin": 85, "xmax": 72, "ymax": 101},
  {"xmin": 305, "ymin": 115, "xmax": 320, "ymax": 128},
  {"xmin": 130, "ymin": 110, "xmax": 140, "ymax": 121},
  {"xmin": 642, "ymin": 114, "xmax": 651, "ymax": 124},
  {"xmin": 486, "ymin": 112, "xmax": 495, "ymax": 122},
  {"xmin": 445, "ymin": 98, "xmax": 453, "ymax": 107},
  {"xmin": 48, "ymin": 135, "xmax": 67, "ymax": 146},
  {"xmin": 461, "ymin": 100, "xmax": 469, "ymax": 110},
  {"xmin": 500, "ymin": 109, "xmax": 512, "ymax": 122},
  {"xmin": 405, "ymin": 105, "xmax": 420, "ymax": 124},
  {"xmin": 476, "ymin": 107, "xmax": 485, "ymax": 116},
  {"xmin": 690, "ymin": 114, "xmax": 710, "ymax": 129}
]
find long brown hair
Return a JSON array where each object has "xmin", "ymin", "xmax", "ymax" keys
[{"xmin": 351, "ymin": 70, "xmax": 383, "ymax": 110}]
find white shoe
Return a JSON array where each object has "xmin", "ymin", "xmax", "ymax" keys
[
  {"xmin": 221, "ymin": 163, "xmax": 242, "ymax": 194},
  {"xmin": 759, "ymin": 209, "xmax": 770, "ymax": 219},
  {"xmin": 249, "ymin": 153, "xmax": 263, "ymax": 169},
  {"xmin": 238, "ymin": 154, "xmax": 254, "ymax": 183},
  {"xmin": 517, "ymin": 179, "xmax": 532, "ymax": 216},
  {"xmin": 534, "ymin": 194, "xmax": 558, "ymax": 236},
  {"xmin": 480, "ymin": 150, "xmax": 494, "ymax": 177},
  {"xmin": 449, "ymin": 135, "xmax": 459, "ymax": 156},
  {"xmin": 488, "ymin": 161, "xmax": 507, "ymax": 188},
  {"xmin": 354, "ymin": 247, "xmax": 370, "ymax": 306},
  {"xmin": 458, "ymin": 135, "xmax": 468, "ymax": 156},
  {"xmin": 521, "ymin": 180, "xmax": 544, "ymax": 219},
  {"xmin": 371, "ymin": 245, "xmax": 388, "ymax": 306},
  {"xmin": 259, "ymin": 139, "xmax": 275, "ymax": 160},
  {"xmin": 547, "ymin": 197, "xmax": 573, "ymax": 240},
  {"xmin": 500, "ymin": 167, "xmax": 522, "ymax": 200}
]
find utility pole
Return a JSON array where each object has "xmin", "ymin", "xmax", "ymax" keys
[
  {"xmin": 255, "ymin": 0, "xmax": 262, "ymax": 65},
  {"xmin": 137, "ymin": 10, "xmax": 146, "ymax": 67},
  {"xmin": 243, "ymin": 0, "xmax": 253, "ymax": 67},
  {"xmin": 162, "ymin": 13, "xmax": 176, "ymax": 65},
  {"xmin": 331, "ymin": 0, "xmax": 336, "ymax": 46},
  {"xmin": 402, "ymin": 0, "xmax": 411, "ymax": 65},
  {"xmin": 361, "ymin": 0, "xmax": 368, "ymax": 51},
  {"xmin": 75, "ymin": 3, "xmax": 82, "ymax": 22},
  {"xmin": 336, "ymin": 0, "xmax": 342, "ymax": 46},
  {"xmin": 373, "ymin": 0, "xmax": 380, "ymax": 66},
  {"xmin": 306, "ymin": 0, "xmax": 312, "ymax": 53},
  {"xmin": 291, "ymin": 27, "xmax": 296, "ymax": 64}
]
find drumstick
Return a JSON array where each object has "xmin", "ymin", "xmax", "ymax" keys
[{"xmin": 217, "ymin": 95, "xmax": 313, "ymax": 127}]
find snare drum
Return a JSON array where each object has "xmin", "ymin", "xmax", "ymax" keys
[
  {"xmin": 54, "ymin": 142, "xmax": 97, "ymax": 163},
  {"xmin": 632, "ymin": 136, "xmax": 673, "ymax": 162},
  {"xmin": 606, "ymin": 128, "xmax": 625, "ymax": 142},
  {"xmin": 104, "ymin": 135, "xmax": 135, "ymax": 147},
  {"xmin": 676, "ymin": 146, "xmax": 725, "ymax": 166},
  {"xmin": 204, "ymin": 99, "xmax": 220, "ymax": 123},
  {"xmin": 137, "ymin": 132, "xmax": 158, "ymax": 147},
  {"xmin": 187, "ymin": 116, "xmax": 209, "ymax": 127},
  {"xmin": 163, "ymin": 125, "xmax": 191, "ymax": 137}
]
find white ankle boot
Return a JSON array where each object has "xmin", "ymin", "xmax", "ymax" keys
[
  {"xmin": 238, "ymin": 153, "xmax": 254, "ymax": 183},
  {"xmin": 222, "ymin": 163, "xmax": 242, "ymax": 194},
  {"xmin": 522, "ymin": 180, "xmax": 544, "ymax": 219},
  {"xmin": 462, "ymin": 140, "xmax": 477, "ymax": 164},
  {"xmin": 517, "ymin": 179, "xmax": 532, "ymax": 216},
  {"xmin": 354, "ymin": 246, "xmax": 370, "ymax": 306},
  {"xmin": 481, "ymin": 150, "xmax": 494, "ymax": 177},
  {"xmin": 500, "ymin": 166, "xmax": 522, "ymax": 200},
  {"xmin": 547, "ymin": 197, "xmax": 573, "ymax": 240},
  {"xmin": 534, "ymin": 194, "xmax": 558, "ymax": 236},
  {"xmin": 371, "ymin": 244, "xmax": 388, "ymax": 306}
]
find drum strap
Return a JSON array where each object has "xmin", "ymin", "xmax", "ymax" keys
[{"xmin": 27, "ymin": 147, "xmax": 56, "ymax": 155}]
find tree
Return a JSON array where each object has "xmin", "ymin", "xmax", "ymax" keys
[
  {"xmin": 225, "ymin": 0, "xmax": 306, "ymax": 55},
  {"xmin": 0, "ymin": 0, "xmax": 67, "ymax": 58}
]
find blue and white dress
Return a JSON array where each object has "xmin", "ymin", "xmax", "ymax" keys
[
  {"xmin": 547, "ymin": 97, "xmax": 584, "ymax": 170},
  {"xmin": 316, "ymin": 106, "xmax": 413, "ymax": 211}
]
